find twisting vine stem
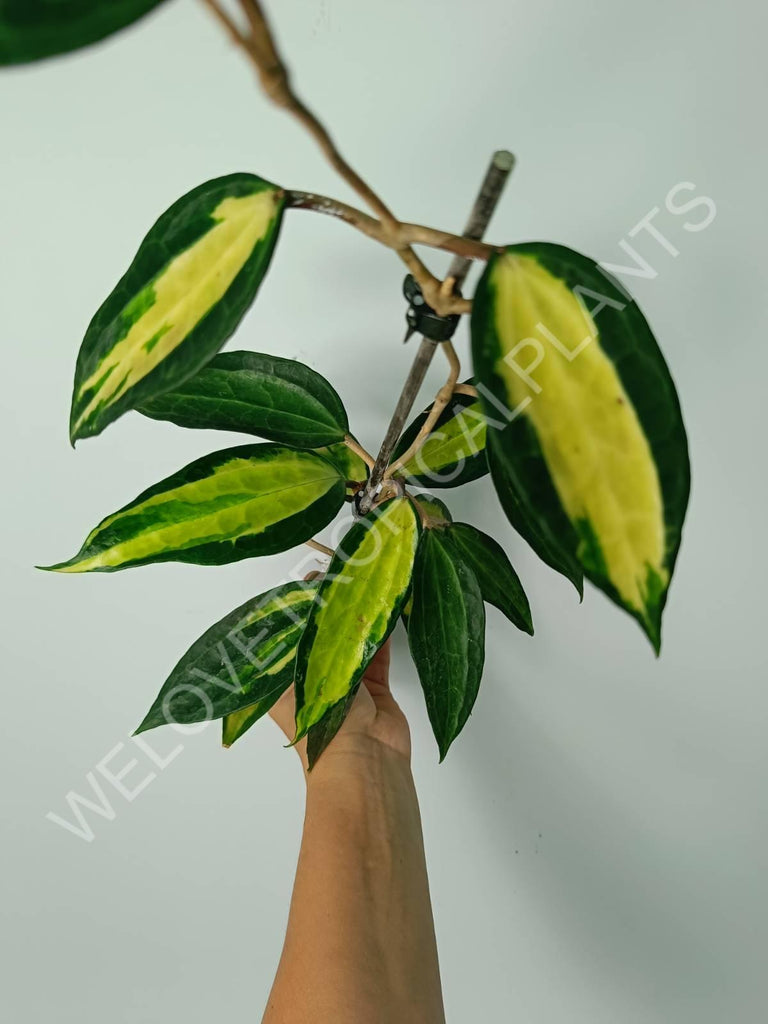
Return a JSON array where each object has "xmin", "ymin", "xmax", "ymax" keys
[
  {"xmin": 343, "ymin": 434, "xmax": 376, "ymax": 471},
  {"xmin": 200, "ymin": 0, "xmax": 514, "ymax": 516},
  {"xmin": 201, "ymin": 0, "xmax": 479, "ymax": 316},
  {"xmin": 358, "ymin": 152, "xmax": 515, "ymax": 513},
  {"xmin": 305, "ymin": 538, "xmax": 334, "ymax": 558},
  {"xmin": 285, "ymin": 191, "xmax": 499, "ymax": 270},
  {"xmin": 385, "ymin": 340, "xmax": 462, "ymax": 479},
  {"xmin": 233, "ymin": 0, "xmax": 396, "ymax": 228}
]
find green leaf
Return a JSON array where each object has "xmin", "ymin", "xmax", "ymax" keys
[
  {"xmin": 407, "ymin": 529, "xmax": 485, "ymax": 760},
  {"xmin": 411, "ymin": 494, "xmax": 531, "ymax": 633},
  {"xmin": 486, "ymin": 423, "xmax": 583, "ymax": 595},
  {"xmin": 472, "ymin": 242, "xmax": 690, "ymax": 651},
  {"xmin": 139, "ymin": 350, "xmax": 349, "ymax": 448},
  {"xmin": 70, "ymin": 174, "xmax": 284, "ymax": 443},
  {"xmin": 0, "ymin": 0, "xmax": 168, "ymax": 65},
  {"xmin": 413, "ymin": 493, "xmax": 452, "ymax": 527},
  {"xmin": 392, "ymin": 386, "xmax": 487, "ymax": 488},
  {"xmin": 313, "ymin": 441, "xmax": 368, "ymax": 486},
  {"xmin": 402, "ymin": 494, "xmax": 451, "ymax": 631},
  {"xmin": 305, "ymin": 683, "xmax": 361, "ymax": 770},
  {"xmin": 293, "ymin": 497, "xmax": 420, "ymax": 745},
  {"xmin": 222, "ymin": 695, "xmax": 280, "ymax": 749},
  {"xmin": 443, "ymin": 523, "xmax": 533, "ymax": 635},
  {"xmin": 313, "ymin": 441, "xmax": 369, "ymax": 501},
  {"xmin": 135, "ymin": 580, "xmax": 318, "ymax": 735},
  {"xmin": 42, "ymin": 444, "xmax": 345, "ymax": 573}
]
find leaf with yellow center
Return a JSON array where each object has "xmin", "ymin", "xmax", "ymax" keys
[
  {"xmin": 41, "ymin": 445, "xmax": 345, "ymax": 573},
  {"xmin": 293, "ymin": 497, "xmax": 420, "ymax": 750},
  {"xmin": 70, "ymin": 173, "xmax": 284, "ymax": 442},
  {"xmin": 472, "ymin": 242, "xmax": 690, "ymax": 651}
]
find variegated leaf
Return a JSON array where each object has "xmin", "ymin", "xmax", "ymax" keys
[
  {"xmin": 392, "ymin": 387, "xmax": 487, "ymax": 489},
  {"xmin": 485, "ymin": 421, "xmax": 583, "ymax": 594},
  {"xmin": 42, "ymin": 444, "xmax": 345, "ymax": 573},
  {"xmin": 472, "ymin": 243, "xmax": 690, "ymax": 651},
  {"xmin": 222, "ymin": 696, "xmax": 279, "ymax": 749},
  {"xmin": 314, "ymin": 441, "xmax": 369, "ymax": 494},
  {"xmin": 293, "ymin": 497, "xmax": 420, "ymax": 749},
  {"xmin": 70, "ymin": 174, "xmax": 284, "ymax": 442},
  {"xmin": 0, "ymin": 0, "xmax": 168, "ymax": 65},
  {"xmin": 135, "ymin": 580, "xmax": 318, "ymax": 735}
]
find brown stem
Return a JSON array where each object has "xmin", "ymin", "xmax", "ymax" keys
[
  {"xmin": 285, "ymin": 191, "xmax": 500, "ymax": 263},
  {"xmin": 357, "ymin": 151, "xmax": 515, "ymax": 515},
  {"xmin": 385, "ymin": 341, "xmax": 461, "ymax": 478},
  {"xmin": 285, "ymin": 190, "xmax": 499, "ymax": 315},
  {"xmin": 233, "ymin": 0, "xmax": 396, "ymax": 227},
  {"xmin": 202, "ymin": 0, "xmax": 477, "ymax": 317},
  {"xmin": 357, "ymin": 337, "xmax": 439, "ymax": 514},
  {"xmin": 201, "ymin": 2, "xmax": 514, "ymax": 514},
  {"xmin": 305, "ymin": 539, "xmax": 334, "ymax": 557},
  {"xmin": 343, "ymin": 433, "xmax": 376, "ymax": 470},
  {"xmin": 201, "ymin": 0, "xmax": 244, "ymax": 46},
  {"xmin": 453, "ymin": 383, "xmax": 479, "ymax": 398},
  {"xmin": 395, "ymin": 248, "xmax": 471, "ymax": 317}
]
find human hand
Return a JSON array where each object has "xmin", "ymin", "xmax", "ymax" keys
[
  {"xmin": 265, "ymin": 637, "xmax": 444, "ymax": 1024},
  {"xmin": 268, "ymin": 638, "xmax": 411, "ymax": 775}
]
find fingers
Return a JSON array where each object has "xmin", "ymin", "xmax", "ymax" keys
[
  {"xmin": 268, "ymin": 684, "xmax": 310, "ymax": 770},
  {"xmin": 361, "ymin": 638, "xmax": 391, "ymax": 691},
  {"xmin": 268, "ymin": 684, "xmax": 296, "ymax": 740}
]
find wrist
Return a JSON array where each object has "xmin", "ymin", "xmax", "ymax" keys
[
  {"xmin": 305, "ymin": 734, "xmax": 413, "ymax": 796},
  {"xmin": 302, "ymin": 737, "xmax": 423, "ymax": 864}
]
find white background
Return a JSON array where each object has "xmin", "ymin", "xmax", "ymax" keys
[{"xmin": 1, "ymin": 1, "xmax": 766, "ymax": 1020}]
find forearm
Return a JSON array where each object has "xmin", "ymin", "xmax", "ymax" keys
[{"xmin": 262, "ymin": 740, "xmax": 445, "ymax": 1024}]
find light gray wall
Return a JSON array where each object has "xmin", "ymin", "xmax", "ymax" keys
[{"xmin": 1, "ymin": 1, "xmax": 765, "ymax": 1020}]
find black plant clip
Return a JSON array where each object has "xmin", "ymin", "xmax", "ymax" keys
[{"xmin": 402, "ymin": 274, "xmax": 459, "ymax": 344}]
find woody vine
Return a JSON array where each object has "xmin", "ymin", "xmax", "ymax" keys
[{"xmin": 1, "ymin": 0, "xmax": 690, "ymax": 766}]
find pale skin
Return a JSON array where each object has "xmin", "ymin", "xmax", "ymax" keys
[{"xmin": 262, "ymin": 639, "xmax": 446, "ymax": 1024}]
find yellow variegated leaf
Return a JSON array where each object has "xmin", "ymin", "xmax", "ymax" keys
[
  {"xmin": 134, "ymin": 580, "xmax": 318, "ymax": 736},
  {"xmin": 392, "ymin": 389, "xmax": 487, "ymax": 489},
  {"xmin": 293, "ymin": 497, "xmax": 420, "ymax": 750},
  {"xmin": 70, "ymin": 174, "xmax": 284, "ymax": 442},
  {"xmin": 472, "ymin": 243, "xmax": 689, "ymax": 650},
  {"xmin": 42, "ymin": 445, "xmax": 345, "ymax": 572}
]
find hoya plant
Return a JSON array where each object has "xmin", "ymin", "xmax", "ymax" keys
[{"xmin": 6, "ymin": 0, "xmax": 690, "ymax": 767}]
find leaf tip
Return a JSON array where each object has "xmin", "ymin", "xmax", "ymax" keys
[
  {"xmin": 641, "ymin": 583, "xmax": 664, "ymax": 655},
  {"xmin": 646, "ymin": 622, "xmax": 662, "ymax": 657},
  {"xmin": 37, "ymin": 556, "xmax": 84, "ymax": 574},
  {"xmin": 36, "ymin": 560, "xmax": 67, "ymax": 573},
  {"xmin": 437, "ymin": 738, "xmax": 453, "ymax": 763},
  {"xmin": 68, "ymin": 410, "xmax": 84, "ymax": 448},
  {"xmin": 286, "ymin": 728, "xmax": 304, "ymax": 749},
  {"xmin": 132, "ymin": 709, "xmax": 159, "ymax": 737}
]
